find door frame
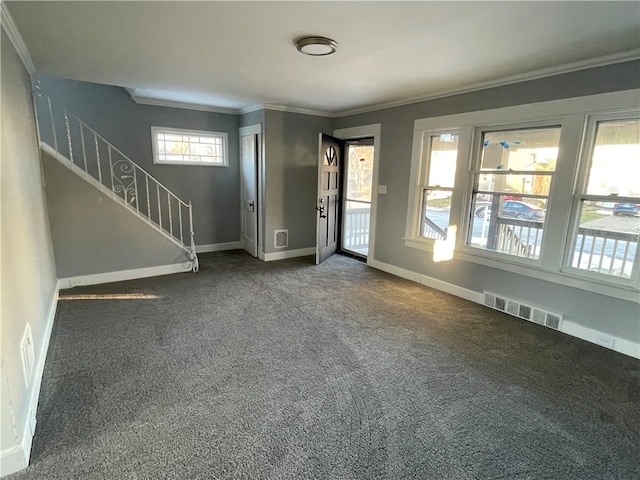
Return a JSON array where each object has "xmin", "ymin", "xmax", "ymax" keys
[
  {"xmin": 239, "ymin": 124, "xmax": 264, "ymax": 259},
  {"xmin": 333, "ymin": 124, "xmax": 381, "ymax": 265}
]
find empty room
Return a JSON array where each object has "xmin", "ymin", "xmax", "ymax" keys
[{"xmin": 1, "ymin": 1, "xmax": 639, "ymax": 478}]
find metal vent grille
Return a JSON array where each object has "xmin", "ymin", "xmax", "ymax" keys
[
  {"xmin": 274, "ymin": 229, "xmax": 288, "ymax": 248},
  {"xmin": 483, "ymin": 291, "xmax": 563, "ymax": 331}
]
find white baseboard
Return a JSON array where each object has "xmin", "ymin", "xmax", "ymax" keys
[
  {"xmin": 0, "ymin": 284, "xmax": 59, "ymax": 477},
  {"xmin": 561, "ymin": 320, "xmax": 640, "ymax": 360},
  {"xmin": 368, "ymin": 258, "xmax": 483, "ymax": 303},
  {"xmin": 264, "ymin": 247, "xmax": 315, "ymax": 262},
  {"xmin": 58, "ymin": 262, "xmax": 192, "ymax": 289},
  {"xmin": 195, "ymin": 241, "xmax": 242, "ymax": 254},
  {"xmin": 368, "ymin": 258, "xmax": 639, "ymax": 359}
]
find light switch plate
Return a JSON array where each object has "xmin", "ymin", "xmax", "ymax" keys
[{"xmin": 377, "ymin": 185, "xmax": 387, "ymax": 194}]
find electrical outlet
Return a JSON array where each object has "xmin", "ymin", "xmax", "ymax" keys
[
  {"xmin": 21, "ymin": 325, "xmax": 35, "ymax": 387},
  {"xmin": 594, "ymin": 333, "xmax": 615, "ymax": 349},
  {"xmin": 69, "ymin": 278, "xmax": 83, "ymax": 287}
]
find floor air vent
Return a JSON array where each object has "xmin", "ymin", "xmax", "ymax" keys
[{"xmin": 483, "ymin": 292, "xmax": 563, "ymax": 331}]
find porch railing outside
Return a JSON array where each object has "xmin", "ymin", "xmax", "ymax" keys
[
  {"xmin": 33, "ymin": 85, "xmax": 198, "ymax": 271},
  {"xmin": 344, "ymin": 203, "xmax": 370, "ymax": 254}
]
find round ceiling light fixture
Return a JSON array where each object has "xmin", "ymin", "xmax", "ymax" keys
[{"xmin": 295, "ymin": 36, "xmax": 338, "ymax": 56}]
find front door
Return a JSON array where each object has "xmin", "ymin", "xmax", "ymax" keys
[
  {"xmin": 241, "ymin": 131, "xmax": 258, "ymax": 257},
  {"xmin": 316, "ymin": 134, "xmax": 343, "ymax": 264}
]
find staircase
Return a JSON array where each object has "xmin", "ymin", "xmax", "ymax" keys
[{"xmin": 33, "ymin": 84, "xmax": 199, "ymax": 272}]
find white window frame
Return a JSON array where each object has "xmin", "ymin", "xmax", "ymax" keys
[
  {"xmin": 405, "ymin": 89, "xmax": 640, "ymax": 301},
  {"xmin": 405, "ymin": 128, "xmax": 461, "ymax": 250},
  {"xmin": 464, "ymin": 121, "xmax": 562, "ymax": 267},
  {"xmin": 561, "ymin": 109, "xmax": 640, "ymax": 287},
  {"xmin": 151, "ymin": 126, "xmax": 229, "ymax": 167}
]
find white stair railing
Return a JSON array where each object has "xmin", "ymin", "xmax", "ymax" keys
[{"xmin": 33, "ymin": 85, "xmax": 199, "ymax": 272}]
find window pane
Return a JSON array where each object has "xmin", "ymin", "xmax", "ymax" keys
[
  {"xmin": 468, "ymin": 194, "xmax": 546, "ymax": 260},
  {"xmin": 477, "ymin": 173, "xmax": 553, "ymax": 196},
  {"xmin": 420, "ymin": 189, "xmax": 450, "ymax": 240},
  {"xmin": 585, "ymin": 119, "xmax": 640, "ymax": 197},
  {"xmin": 480, "ymin": 128, "xmax": 560, "ymax": 171},
  {"xmin": 426, "ymin": 133, "xmax": 458, "ymax": 188},
  {"xmin": 569, "ymin": 200, "xmax": 638, "ymax": 278},
  {"xmin": 153, "ymin": 129, "xmax": 227, "ymax": 166}
]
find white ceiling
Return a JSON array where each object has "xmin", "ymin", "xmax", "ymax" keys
[{"xmin": 6, "ymin": 1, "xmax": 640, "ymax": 116}]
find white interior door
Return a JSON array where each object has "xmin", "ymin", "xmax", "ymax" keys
[{"xmin": 241, "ymin": 131, "xmax": 258, "ymax": 257}]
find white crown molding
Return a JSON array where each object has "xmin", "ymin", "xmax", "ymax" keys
[
  {"xmin": 261, "ymin": 103, "xmax": 334, "ymax": 118},
  {"xmin": 334, "ymin": 48, "xmax": 640, "ymax": 118},
  {"xmin": 126, "ymin": 89, "xmax": 241, "ymax": 115},
  {"xmin": 123, "ymin": 48, "xmax": 639, "ymax": 120},
  {"xmin": 1, "ymin": 2, "xmax": 36, "ymax": 74}
]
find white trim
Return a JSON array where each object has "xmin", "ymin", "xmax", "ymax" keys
[
  {"xmin": 368, "ymin": 258, "xmax": 483, "ymax": 304},
  {"xmin": 334, "ymin": 49, "xmax": 640, "ymax": 117},
  {"xmin": 263, "ymin": 247, "xmax": 315, "ymax": 262},
  {"xmin": 561, "ymin": 320, "xmax": 640, "ymax": 360},
  {"xmin": 195, "ymin": 241, "xmax": 242, "ymax": 253},
  {"xmin": 0, "ymin": 2, "xmax": 36, "ymax": 74},
  {"xmin": 239, "ymin": 124, "xmax": 263, "ymax": 259},
  {"xmin": 0, "ymin": 284, "xmax": 59, "ymax": 477},
  {"xmin": 126, "ymin": 89, "xmax": 240, "ymax": 115},
  {"xmin": 261, "ymin": 104, "xmax": 334, "ymax": 118},
  {"xmin": 240, "ymin": 104, "xmax": 265, "ymax": 115},
  {"xmin": 368, "ymin": 258, "xmax": 639, "ymax": 359},
  {"xmin": 58, "ymin": 263, "xmax": 192, "ymax": 289}
]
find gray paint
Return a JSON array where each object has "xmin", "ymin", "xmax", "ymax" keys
[
  {"xmin": 1, "ymin": 28, "xmax": 58, "ymax": 451},
  {"xmin": 263, "ymin": 110, "xmax": 334, "ymax": 253},
  {"xmin": 240, "ymin": 109, "xmax": 264, "ymax": 128},
  {"xmin": 335, "ymin": 60, "xmax": 640, "ymax": 344},
  {"xmin": 35, "ymin": 74, "xmax": 241, "ymax": 248},
  {"xmin": 43, "ymin": 154, "xmax": 189, "ymax": 278}
]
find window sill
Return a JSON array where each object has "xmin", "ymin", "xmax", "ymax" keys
[{"xmin": 454, "ymin": 248, "xmax": 639, "ymax": 302}]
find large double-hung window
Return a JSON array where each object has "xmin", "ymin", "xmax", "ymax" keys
[
  {"xmin": 405, "ymin": 90, "xmax": 640, "ymax": 299},
  {"xmin": 468, "ymin": 126, "xmax": 560, "ymax": 261},
  {"xmin": 565, "ymin": 115, "xmax": 640, "ymax": 281}
]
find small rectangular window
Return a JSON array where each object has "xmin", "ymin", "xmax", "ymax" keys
[
  {"xmin": 566, "ymin": 116, "xmax": 640, "ymax": 280},
  {"xmin": 467, "ymin": 126, "xmax": 560, "ymax": 261},
  {"xmin": 151, "ymin": 127, "xmax": 228, "ymax": 166},
  {"xmin": 419, "ymin": 132, "xmax": 459, "ymax": 240}
]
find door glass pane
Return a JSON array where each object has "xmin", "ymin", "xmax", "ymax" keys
[
  {"xmin": 343, "ymin": 143, "xmax": 374, "ymax": 257},
  {"xmin": 346, "ymin": 145, "xmax": 374, "ymax": 202}
]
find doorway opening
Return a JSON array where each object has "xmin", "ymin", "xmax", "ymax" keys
[{"xmin": 341, "ymin": 138, "xmax": 374, "ymax": 258}]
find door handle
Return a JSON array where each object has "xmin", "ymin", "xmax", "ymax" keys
[{"xmin": 316, "ymin": 205, "xmax": 326, "ymax": 218}]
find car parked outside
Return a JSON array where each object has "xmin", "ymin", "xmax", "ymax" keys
[
  {"xmin": 475, "ymin": 200, "xmax": 545, "ymax": 220},
  {"xmin": 613, "ymin": 202, "xmax": 640, "ymax": 216}
]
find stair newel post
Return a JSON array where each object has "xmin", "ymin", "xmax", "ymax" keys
[
  {"xmin": 168, "ymin": 190, "xmax": 173, "ymax": 238},
  {"xmin": 145, "ymin": 176, "xmax": 151, "ymax": 224},
  {"xmin": 178, "ymin": 201, "xmax": 184, "ymax": 244},
  {"xmin": 64, "ymin": 110, "xmax": 73, "ymax": 164},
  {"xmin": 157, "ymin": 184, "xmax": 162, "ymax": 230}
]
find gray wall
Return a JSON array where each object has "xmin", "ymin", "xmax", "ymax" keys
[
  {"xmin": 35, "ymin": 74, "xmax": 241, "ymax": 248},
  {"xmin": 334, "ymin": 60, "xmax": 640, "ymax": 343},
  {"xmin": 263, "ymin": 110, "xmax": 334, "ymax": 253},
  {"xmin": 43, "ymin": 154, "xmax": 190, "ymax": 278},
  {"xmin": 1, "ymin": 27, "xmax": 58, "ymax": 453}
]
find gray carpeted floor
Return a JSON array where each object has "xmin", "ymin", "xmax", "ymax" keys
[{"xmin": 9, "ymin": 251, "xmax": 640, "ymax": 479}]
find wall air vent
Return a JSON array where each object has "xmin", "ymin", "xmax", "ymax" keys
[
  {"xmin": 483, "ymin": 291, "xmax": 563, "ymax": 332},
  {"xmin": 274, "ymin": 229, "xmax": 288, "ymax": 248}
]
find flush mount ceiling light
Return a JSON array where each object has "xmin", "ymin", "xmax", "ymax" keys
[{"xmin": 295, "ymin": 36, "xmax": 338, "ymax": 56}]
